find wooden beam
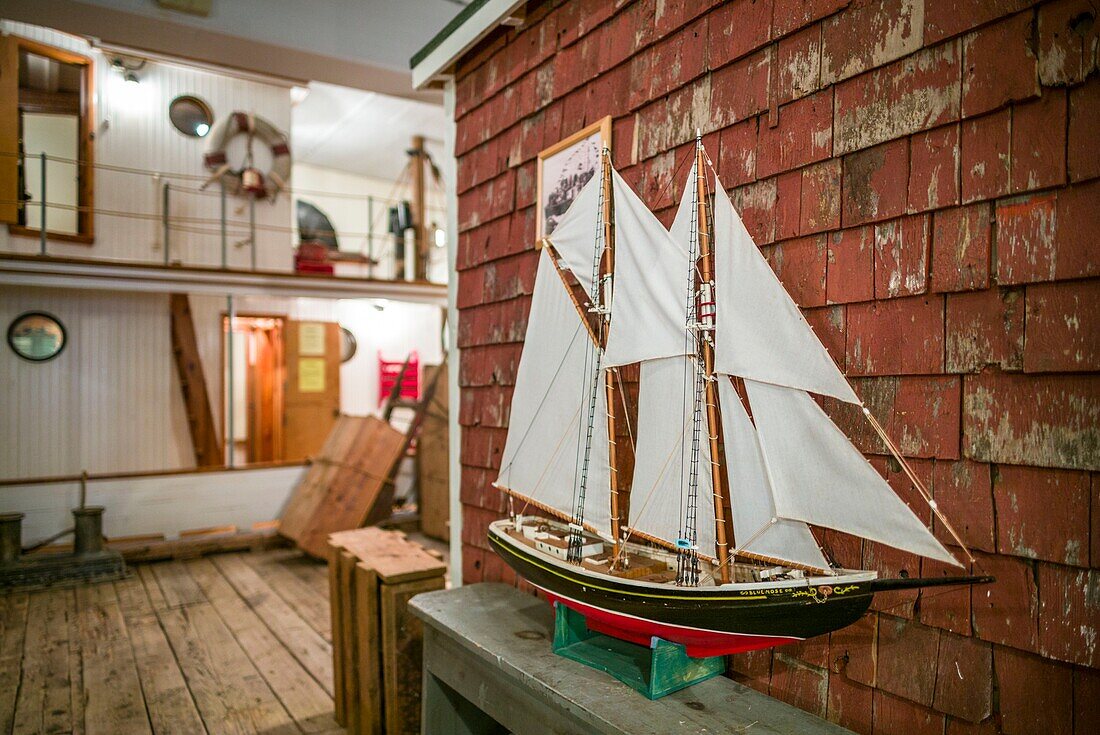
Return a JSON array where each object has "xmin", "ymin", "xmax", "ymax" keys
[
  {"xmin": 411, "ymin": 135, "xmax": 429, "ymax": 281},
  {"xmin": 169, "ymin": 293, "xmax": 223, "ymax": 467}
]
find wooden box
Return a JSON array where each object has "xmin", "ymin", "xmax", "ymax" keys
[{"xmin": 329, "ymin": 528, "xmax": 446, "ymax": 734}]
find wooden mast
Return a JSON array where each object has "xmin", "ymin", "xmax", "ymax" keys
[
  {"xmin": 694, "ymin": 137, "xmax": 731, "ymax": 584},
  {"xmin": 599, "ymin": 149, "xmax": 623, "ymax": 567},
  {"xmin": 410, "ymin": 134, "xmax": 429, "ymax": 281}
]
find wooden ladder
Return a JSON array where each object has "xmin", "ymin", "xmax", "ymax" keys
[
  {"xmin": 169, "ymin": 293, "xmax": 223, "ymax": 467},
  {"xmin": 380, "ymin": 353, "xmax": 447, "ymax": 505}
]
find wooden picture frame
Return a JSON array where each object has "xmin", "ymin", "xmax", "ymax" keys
[{"xmin": 535, "ymin": 116, "xmax": 611, "ymax": 240}]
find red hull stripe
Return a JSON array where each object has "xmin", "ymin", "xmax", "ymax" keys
[{"xmin": 538, "ymin": 587, "xmax": 801, "ymax": 658}]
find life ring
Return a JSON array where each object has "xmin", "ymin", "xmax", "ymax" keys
[{"xmin": 203, "ymin": 112, "xmax": 291, "ymax": 198}]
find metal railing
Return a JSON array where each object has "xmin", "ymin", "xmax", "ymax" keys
[{"xmin": 6, "ymin": 150, "xmax": 447, "ymax": 281}]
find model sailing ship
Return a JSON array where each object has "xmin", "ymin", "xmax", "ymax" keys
[{"xmin": 488, "ymin": 138, "xmax": 990, "ymax": 658}]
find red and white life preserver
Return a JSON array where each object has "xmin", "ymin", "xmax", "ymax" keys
[{"xmin": 203, "ymin": 112, "xmax": 291, "ymax": 198}]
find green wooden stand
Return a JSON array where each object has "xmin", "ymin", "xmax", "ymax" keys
[{"xmin": 551, "ymin": 602, "xmax": 725, "ymax": 700}]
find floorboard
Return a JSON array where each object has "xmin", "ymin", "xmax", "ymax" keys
[
  {"xmin": 0, "ymin": 550, "xmax": 336, "ymax": 735},
  {"xmin": 241, "ymin": 549, "xmax": 332, "ymax": 642},
  {"xmin": 212, "ymin": 554, "xmax": 335, "ymax": 697},
  {"xmin": 0, "ymin": 593, "xmax": 30, "ymax": 734},
  {"xmin": 13, "ymin": 589, "xmax": 75, "ymax": 735},
  {"xmin": 114, "ymin": 575, "xmax": 207, "ymax": 735},
  {"xmin": 188, "ymin": 558, "xmax": 337, "ymax": 733},
  {"xmin": 151, "ymin": 561, "xmax": 206, "ymax": 609},
  {"xmin": 74, "ymin": 583, "xmax": 152, "ymax": 735}
]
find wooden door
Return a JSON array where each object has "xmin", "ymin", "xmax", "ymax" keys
[
  {"xmin": 283, "ymin": 320, "xmax": 341, "ymax": 461},
  {"xmin": 245, "ymin": 321, "xmax": 284, "ymax": 463}
]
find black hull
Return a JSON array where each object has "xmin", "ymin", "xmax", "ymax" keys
[{"xmin": 490, "ymin": 526, "xmax": 873, "ymax": 655}]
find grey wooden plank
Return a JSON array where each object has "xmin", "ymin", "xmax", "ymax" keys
[
  {"xmin": 68, "ymin": 589, "xmax": 85, "ymax": 735},
  {"xmin": 273, "ymin": 549, "xmax": 331, "ymax": 600},
  {"xmin": 155, "ymin": 600, "xmax": 298, "ymax": 735},
  {"xmin": 74, "ymin": 583, "xmax": 152, "ymax": 735},
  {"xmin": 0, "ymin": 592, "xmax": 30, "ymax": 734},
  {"xmin": 212, "ymin": 554, "xmax": 334, "ymax": 697},
  {"xmin": 410, "ymin": 584, "xmax": 855, "ymax": 735},
  {"xmin": 151, "ymin": 561, "xmax": 206, "ymax": 609},
  {"xmin": 137, "ymin": 564, "xmax": 169, "ymax": 610},
  {"xmin": 240, "ymin": 550, "xmax": 332, "ymax": 643},
  {"xmin": 13, "ymin": 589, "xmax": 74, "ymax": 735},
  {"xmin": 114, "ymin": 574, "xmax": 208, "ymax": 735},
  {"xmin": 187, "ymin": 557, "xmax": 337, "ymax": 733}
]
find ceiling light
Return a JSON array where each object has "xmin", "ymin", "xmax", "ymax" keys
[{"xmin": 195, "ymin": 122, "xmax": 210, "ymax": 136}]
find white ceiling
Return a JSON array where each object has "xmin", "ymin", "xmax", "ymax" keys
[
  {"xmin": 292, "ymin": 82, "xmax": 447, "ymax": 181},
  {"xmin": 77, "ymin": 0, "xmax": 467, "ymax": 73}
]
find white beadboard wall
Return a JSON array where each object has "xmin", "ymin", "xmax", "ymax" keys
[
  {"xmin": 0, "ymin": 285, "xmax": 192, "ymax": 480},
  {"xmin": 0, "ymin": 20, "xmax": 295, "ymax": 270},
  {"xmin": 0, "ymin": 285, "xmax": 442, "ymax": 482},
  {"xmin": 2, "ymin": 464, "xmax": 305, "ymax": 546}
]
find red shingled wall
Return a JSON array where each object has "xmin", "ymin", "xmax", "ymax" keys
[{"xmin": 450, "ymin": 2, "xmax": 1099, "ymax": 732}]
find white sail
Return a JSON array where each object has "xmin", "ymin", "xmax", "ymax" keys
[
  {"xmin": 743, "ymin": 379, "xmax": 959, "ymax": 566},
  {"xmin": 712, "ymin": 178, "xmax": 859, "ymax": 404},
  {"xmin": 626, "ymin": 356, "xmax": 716, "ymax": 559},
  {"xmin": 716, "ymin": 377, "xmax": 830, "ymax": 571},
  {"xmin": 544, "ymin": 172, "xmax": 602, "ymax": 295},
  {"xmin": 602, "ymin": 169, "xmax": 694, "ymax": 367},
  {"xmin": 496, "ymin": 250, "xmax": 612, "ymax": 538}
]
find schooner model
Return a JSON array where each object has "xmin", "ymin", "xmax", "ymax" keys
[{"xmin": 487, "ymin": 138, "xmax": 990, "ymax": 658}]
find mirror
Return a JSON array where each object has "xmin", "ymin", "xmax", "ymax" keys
[{"xmin": 169, "ymin": 95, "xmax": 213, "ymax": 138}]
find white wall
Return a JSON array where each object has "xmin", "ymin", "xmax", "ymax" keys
[
  {"xmin": 291, "ymin": 162, "xmax": 449, "ymax": 282},
  {"xmin": 0, "ymin": 20, "xmax": 296, "ymax": 270},
  {"xmin": 0, "ymin": 284, "xmax": 443, "ymax": 482},
  {"xmin": 189, "ymin": 292, "xmax": 445, "ymax": 424},
  {"xmin": 2, "ymin": 464, "xmax": 304, "ymax": 546},
  {"xmin": 0, "ymin": 285, "xmax": 192, "ymax": 480}
]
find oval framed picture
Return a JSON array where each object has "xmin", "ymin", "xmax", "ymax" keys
[{"xmin": 8, "ymin": 311, "xmax": 67, "ymax": 362}]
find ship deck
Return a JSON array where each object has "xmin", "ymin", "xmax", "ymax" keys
[
  {"xmin": 0, "ymin": 548, "xmax": 339, "ymax": 735},
  {"xmin": 505, "ymin": 520, "xmax": 770, "ymax": 586}
]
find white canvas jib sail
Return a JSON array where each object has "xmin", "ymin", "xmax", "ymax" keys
[{"xmin": 495, "ymin": 250, "xmax": 612, "ymax": 539}]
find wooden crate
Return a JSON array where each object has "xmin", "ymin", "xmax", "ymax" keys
[
  {"xmin": 280, "ymin": 415, "xmax": 407, "ymax": 558},
  {"xmin": 329, "ymin": 528, "xmax": 446, "ymax": 734},
  {"xmin": 417, "ymin": 363, "xmax": 449, "ymax": 542}
]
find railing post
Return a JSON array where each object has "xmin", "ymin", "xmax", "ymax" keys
[
  {"xmin": 162, "ymin": 182, "xmax": 170, "ymax": 266},
  {"xmin": 367, "ymin": 195, "xmax": 374, "ymax": 278},
  {"xmin": 220, "ymin": 182, "xmax": 228, "ymax": 269},
  {"xmin": 226, "ymin": 294, "xmax": 235, "ymax": 468},
  {"xmin": 39, "ymin": 152, "xmax": 47, "ymax": 256},
  {"xmin": 249, "ymin": 196, "xmax": 257, "ymax": 270}
]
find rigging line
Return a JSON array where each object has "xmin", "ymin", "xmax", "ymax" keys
[
  {"xmin": 860, "ymin": 405, "xmax": 975, "ymax": 564},
  {"xmin": 612, "ymin": 368, "xmax": 636, "ymax": 454},
  {"xmin": 497, "ymin": 323, "xmax": 585, "ymax": 478},
  {"xmin": 611, "ymin": 407, "xmax": 697, "ymax": 566},
  {"xmin": 649, "ymin": 149, "xmax": 696, "ymax": 212},
  {"xmin": 520, "ymin": 401, "xmax": 586, "ymax": 505}
]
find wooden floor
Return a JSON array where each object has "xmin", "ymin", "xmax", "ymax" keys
[{"xmin": 0, "ymin": 548, "xmax": 340, "ymax": 735}]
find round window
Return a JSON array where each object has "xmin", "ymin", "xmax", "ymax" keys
[
  {"xmin": 169, "ymin": 95, "xmax": 214, "ymax": 138},
  {"xmin": 340, "ymin": 326, "xmax": 357, "ymax": 363},
  {"xmin": 8, "ymin": 312, "xmax": 66, "ymax": 362}
]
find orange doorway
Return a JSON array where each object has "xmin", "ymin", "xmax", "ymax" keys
[{"xmin": 223, "ymin": 315, "xmax": 286, "ymax": 464}]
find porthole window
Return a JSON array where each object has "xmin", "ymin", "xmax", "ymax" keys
[
  {"xmin": 8, "ymin": 312, "xmax": 66, "ymax": 362},
  {"xmin": 169, "ymin": 95, "xmax": 213, "ymax": 138}
]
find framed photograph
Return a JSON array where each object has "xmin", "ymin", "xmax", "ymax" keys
[{"xmin": 536, "ymin": 116, "xmax": 611, "ymax": 240}]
